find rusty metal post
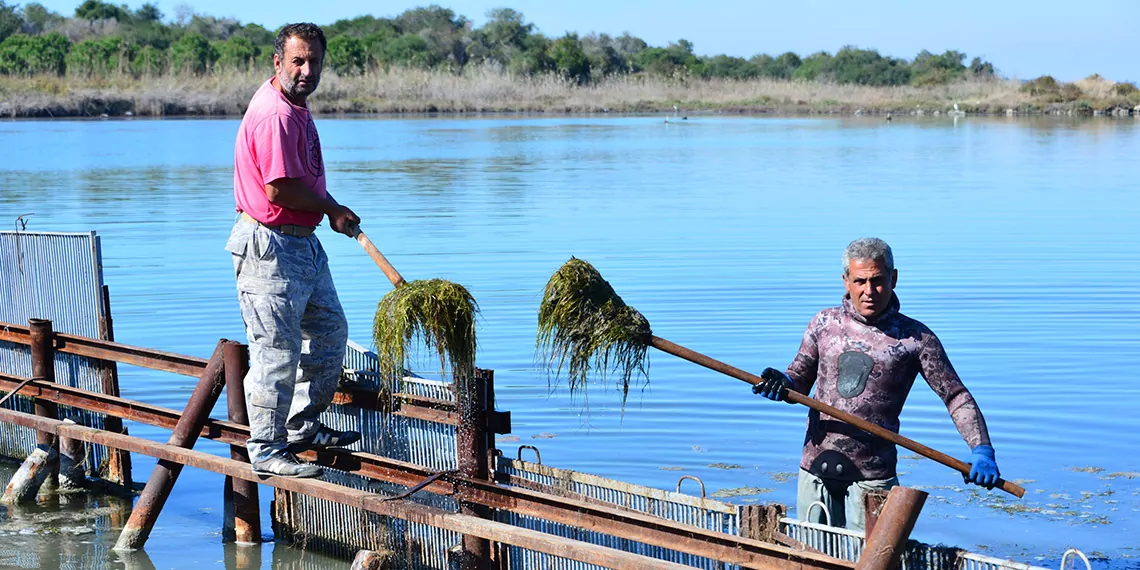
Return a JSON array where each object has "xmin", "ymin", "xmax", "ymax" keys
[
  {"xmin": 113, "ymin": 340, "xmax": 232, "ymax": 551},
  {"xmin": 99, "ymin": 285, "xmax": 132, "ymax": 487},
  {"xmin": 1, "ymin": 437, "xmax": 59, "ymax": 504},
  {"xmin": 855, "ymin": 486, "xmax": 928, "ymax": 570},
  {"xmin": 58, "ymin": 418, "xmax": 87, "ymax": 490},
  {"xmin": 862, "ymin": 489, "xmax": 890, "ymax": 537},
  {"xmin": 222, "ymin": 342, "xmax": 261, "ymax": 545},
  {"xmin": 739, "ymin": 503, "xmax": 787, "ymax": 543},
  {"xmin": 28, "ymin": 318, "xmax": 59, "ymax": 488},
  {"xmin": 455, "ymin": 368, "xmax": 491, "ymax": 570}
]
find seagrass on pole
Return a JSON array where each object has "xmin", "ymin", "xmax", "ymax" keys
[
  {"xmin": 350, "ymin": 225, "xmax": 487, "ymax": 569},
  {"xmin": 536, "ymin": 257, "xmax": 1025, "ymax": 498},
  {"xmin": 350, "ymin": 226, "xmax": 478, "ymax": 386}
]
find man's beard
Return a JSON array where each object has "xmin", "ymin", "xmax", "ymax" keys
[{"xmin": 280, "ymin": 74, "xmax": 318, "ymax": 99}]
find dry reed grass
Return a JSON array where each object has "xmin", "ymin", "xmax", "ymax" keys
[{"xmin": 0, "ymin": 65, "xmax": 1135, "ymax": 118}]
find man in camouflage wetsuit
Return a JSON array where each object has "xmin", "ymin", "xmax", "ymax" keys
[
  {"xmin": 754, "ymin": 237, "xmax": 1000, "ymax": 530},
  {"xmin": 225, "ymin": 23, "xmax": 361, "ymax": 478}
]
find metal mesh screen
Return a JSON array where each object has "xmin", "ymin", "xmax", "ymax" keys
[
  {"xmin": 0, "ymin": 231, "xmax": 116, "ymax": 473},
  {"xmin": 271, "ymin": 341, "xmax": 461, "ymax": 569},
  {"xmin": 495, "ymin": 457, "xmax": 740, "ymax": 570}
]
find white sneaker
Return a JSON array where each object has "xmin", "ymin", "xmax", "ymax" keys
[{"xmin": 251, "ymin": 451, "xmax": 322, "ymax": 478}]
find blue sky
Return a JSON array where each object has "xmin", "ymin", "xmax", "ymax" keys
[{"xmin": 34, "ymin": 0, "xmax": 1137, "ymax": 82}]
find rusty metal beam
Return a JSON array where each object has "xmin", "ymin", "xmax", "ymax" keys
[
  {"xmin": 0, "ymin": 373, "xmax": 852, "ymax": 570},
  {"xmin": 2, "ymin": 321, "xmax": 476, "ymax": 428},
  {"xmin": 1, "ymin": 322, "xmax": 207, "ymax": 377},
  {"xmin": 98, "ymin": 287, "xmax": 131, "ymax": 487},
  {"xmin": 223, "ymin": 342, "xmax": 260, "ymax": 545},
  {"xmin": 114, "ymin": 340, "xmax": 232, "ymax": 551},
  {"xmin": 0, "ymin": 406, "xmax": 698, "ymax": 570}
]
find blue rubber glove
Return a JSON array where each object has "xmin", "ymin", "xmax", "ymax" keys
[
  {"xmin": 966, "ymin": 444, "xmax": 1000, "ymax": 489},
  {"xmin": 752, "ymin": 368, "xmax": 792, "ymax": 402}
]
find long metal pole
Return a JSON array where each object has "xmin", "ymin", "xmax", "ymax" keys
[
  {"xmin": 114, "ymin": 340, "xmax": 232, "ymax": 551},
  {"xmin": 223, "ymin": 342, "xmax": 260, "ymax": 545},
  {"xmin": 28, "ymin": 318, "xmax": 59, "ymax": 488}
]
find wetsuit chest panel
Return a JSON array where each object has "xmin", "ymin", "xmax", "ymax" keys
[{"xmin": 836, "ymin": 351, "xmax": 874, "ymax": 398}]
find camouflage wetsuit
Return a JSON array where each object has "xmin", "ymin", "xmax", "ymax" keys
[{"xmin": 785, "ymin": 294, "xmax": 990, "ymax": 528}]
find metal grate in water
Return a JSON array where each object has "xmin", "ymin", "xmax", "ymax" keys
[
  {"xmin": 496, "ymin": 457, "xmax": 740, "ymax": 570},
  {"xmin": 272, "ymin": 341, "xmax": 462, "ymax": 569},
  {"xmin": 779, "ymin": 518, "xmax": 1050, "ymax": 570},
  {"xmin": 0, "ymin": 231, "xmax": 115, "ymax": 473}
]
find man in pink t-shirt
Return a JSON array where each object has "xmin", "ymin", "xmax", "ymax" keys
[{"xmin": 225, "ymin": 22, "xmax": 361, "ymax": 478}]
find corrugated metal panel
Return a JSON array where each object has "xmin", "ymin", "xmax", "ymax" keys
[
  {"xmin": 272, "ymin": 341, "xmax": 461, "ymax": 569},
  {"xmin": 779, "ymin": 518, "xmax": 1051, "ymax": 570},
  {"xmin": 0, "ymin": 231, "xmax": 113, "ymax": 473},
  {"xmin": 496, "ymin": 457, "xmax": 739, "ymax": 570}
]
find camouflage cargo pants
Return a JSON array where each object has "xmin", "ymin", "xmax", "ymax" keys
[{"xmin": 225, "ymin": 218, "xmax": 348, "ymax": 464}]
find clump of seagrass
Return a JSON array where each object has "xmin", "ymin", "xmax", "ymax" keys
[
  {"xmin": 537, "ymin": 257, "xmax": 652, "ymax": 405},
  {"xmin": 373, "ymin": 278, "xmax": 479, "ymax": 382}
]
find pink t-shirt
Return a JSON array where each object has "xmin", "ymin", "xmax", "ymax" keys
[{"xmin": 233, "ymin": 78, "xmax": 327, "ymax": 227}]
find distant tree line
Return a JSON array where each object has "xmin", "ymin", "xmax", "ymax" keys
[{"xmin": 0, "ymin": 0, "xmax": 1005, "ymax": 85}]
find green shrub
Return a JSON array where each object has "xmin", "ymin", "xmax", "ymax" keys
[
  {"xmin": 216, "ymin": 36, "xmax": 260, "ymax": 71},
  {"xmin": 549, "ymin": 33, "xmax": 590, "ymax": 84},
  {"xmin": 327, "ymin": 35, "xmax": 366, "ymax": 76},
  {"xmin": 130, "ymin": 44, "xmax": 166, "ymax": 76},
  {"xmin": 66, "ymin": 36, "xmax": 135, "ymax": 77},
  {"xmin": 0, "ymin": 32, "xmax": 69, "ymax": 75},
  {"xmin": 170, "ymin": 33, "xmax": 216, "ymax": 75}
]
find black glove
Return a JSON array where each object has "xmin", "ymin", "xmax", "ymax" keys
[{"xmin": 752, "ymin": 367, "xmax": 793, "ymax": 402}]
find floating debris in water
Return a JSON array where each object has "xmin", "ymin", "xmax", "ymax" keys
[
  {"xmin": 706, "ymin": 463, "xmax": 742, "ymax": 470},
  {"xmin": 768, "ymin": 471, "xmax": 797, "ymax": 483},
  {"xmin": 658, "ymin": 466, "xmax": 685, "ymax": 471},
  {"xmin": 530, "ymin": 432, "xmax": 557, "ymax": 439},
  {"xmin": 496, "ymin": 435, "xmax": 520, "ymax": 443},
  {"xmin": 1067, "ymin": 466, "xmax": 1106, "ymax": 474},
  {"xmin": 1100, "ymin": 472, "xmax": 1140, "ymax": 480},
  {"xmin": 711, "ymin": 487, "xmax": 772, "ymax": 498}
]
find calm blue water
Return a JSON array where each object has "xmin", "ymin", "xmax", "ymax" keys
[{"xmin": 1, "ymin": 114, "xmax": 1138, "ymax": 569}]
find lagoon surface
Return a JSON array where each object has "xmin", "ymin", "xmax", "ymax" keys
[{"xmin": 0, "ymin": 114, "xmax": 1138, "ymax": 569}]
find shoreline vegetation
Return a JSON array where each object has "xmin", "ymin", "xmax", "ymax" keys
[
  {"xmin": 4, "ymin": 69, "xmax": 1140, "ymax": 119},
  {"xmin": 1, "ymin": 2, "xmax": 1139, "ymax": 118}
]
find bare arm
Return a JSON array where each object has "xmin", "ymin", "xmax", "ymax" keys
[{"xmin": 265, "ymin": 178, "xmax": 360, "ymax": 236}]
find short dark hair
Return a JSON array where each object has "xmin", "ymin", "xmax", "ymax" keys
[{"xmin": 275, "ymin": 23, "xmax": 327, "ymax": 61}]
